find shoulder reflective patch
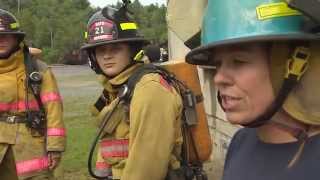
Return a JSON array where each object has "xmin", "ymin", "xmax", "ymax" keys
[
  {"xmin": 256, "ymin": 2, "xmax": 301, "ymax": 20},
  {"xmin": 160, "ymin": 76, "xmax": 172, "ymax": 92},
  {"xmin": 120, "ymin": 22, "xmax": 137, "ymax": 30}
]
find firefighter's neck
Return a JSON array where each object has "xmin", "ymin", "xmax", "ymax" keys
[{"xmin": 257, "ymin": 110, "xmax": 320, "ymax": 144}]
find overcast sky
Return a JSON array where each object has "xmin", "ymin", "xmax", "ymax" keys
[{"xmin": 88, "ymin": 0, "xmax": 166, "ymax": 7}]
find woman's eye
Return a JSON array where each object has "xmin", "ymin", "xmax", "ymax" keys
[
  {"xmin": 233, "ymin": 58, "xmax": 247, "ymax": 64},
  {"xmin": 212, "ymin": 61, "xmax": 222, "ymax": 68}
]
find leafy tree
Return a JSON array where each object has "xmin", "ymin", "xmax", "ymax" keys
[{"xmin": 0, "ymin": 0, "xmax": 167, "ymax": 63}]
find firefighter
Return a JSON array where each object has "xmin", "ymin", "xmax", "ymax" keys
[
  {"xmin": 81, "ymin": 6, "xmax": 183, "ymax": 180},
  {"xmin": 186, "ymin": 0, "xmax": 320, "ymax": 180},
  {"xmin": 0, "ymin": 9, "xmax": 65, "ymax": 179}
]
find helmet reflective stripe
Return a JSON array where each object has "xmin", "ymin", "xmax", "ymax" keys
[
  {"xmin": 256, "ymin": 2, "xmax": 301, "ymax": 20},
  {"xmin": 120, "ymin": 23, "xmax": 137, "ymax": 30},
  {"xmin": 10, "ymin": 22, "xmax": 19, "ymax": 29}
]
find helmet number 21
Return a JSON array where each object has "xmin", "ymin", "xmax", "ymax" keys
[{"xmin": 95, "ymin": 26, "xmax": 104, "ymax": 35}]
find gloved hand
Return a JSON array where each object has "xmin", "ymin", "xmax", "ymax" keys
[{"xmin": 48, "ymin": 151, "xmax": 62, "ymax": 170}]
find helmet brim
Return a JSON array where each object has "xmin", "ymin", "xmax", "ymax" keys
[
  {"xmin": 186, "ymin": 33, "xmax": 320, "ymax": 65},
  {"xmin": 0, "ymin": 31, "xmax": 25, "ymax": 36},
  {"xmin": 81, "ymin": 38, "xmax": 149, "ymax": 51}
]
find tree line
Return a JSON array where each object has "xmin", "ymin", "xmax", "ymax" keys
[{"xmin": 0, "ymin": 0, "xmax": 167, "ymax": 64}]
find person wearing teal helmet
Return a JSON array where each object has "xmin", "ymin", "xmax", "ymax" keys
[{"xmin": 186, "ymin": 0, "xmax": 320, "ymax": 179}]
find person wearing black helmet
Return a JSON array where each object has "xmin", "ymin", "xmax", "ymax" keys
[
  {"xmin": 82, "ymin": 6, "xmax": 183, "ymax": 180},
  {"xmin": 0, "ymin": 9, "xmax": 65, "ymax": 180}
]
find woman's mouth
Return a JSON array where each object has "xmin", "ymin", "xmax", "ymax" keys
[{"xmin": 221, "ymin": 94, "xmax": 241, "ymax": 111}]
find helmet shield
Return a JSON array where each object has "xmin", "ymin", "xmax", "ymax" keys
[{"xmin": 87, "ymin": 19, "xmax": 117, "ymax": 44}]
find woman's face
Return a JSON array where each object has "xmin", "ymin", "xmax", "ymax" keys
[
  {"xmin": 95, "ymin": 42, "xmax": 132, "ymax": 77},
  {"xmin": 0, "ymin": 34, "xmax": 18, "ymax": 58},
  {"xmin": 212, "ymin": 43, "xmax": 275, "ymax": 124}
]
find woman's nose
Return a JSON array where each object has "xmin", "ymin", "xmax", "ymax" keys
[{"xmin": 213, "ymin": 64, "xmax": 233, "ymax": 87}]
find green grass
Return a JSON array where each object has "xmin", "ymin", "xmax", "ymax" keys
[{"xmin": 51, "ymin": 65, "xmax": 102, "ymax": 179}]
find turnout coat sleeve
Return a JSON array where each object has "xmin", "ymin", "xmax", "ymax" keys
[
  {"xmin": 121, "ymin": 74, "xmax": 182, "ymax": 180},
  {"xmin": 39, "ymin": 63, "xmax": 65, "ymax": 152}
]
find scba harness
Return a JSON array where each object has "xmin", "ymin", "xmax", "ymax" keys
[
  {"xmin": 23, "ymin": 46, "xmax": 47, "ymax": 136},
  {"xmin": 88, "ymin": 64, "xmax": 208, "ymax": 180},
  {"xmin": 0, "ymin": 46, "xmax": 47, "ymax": 136}
]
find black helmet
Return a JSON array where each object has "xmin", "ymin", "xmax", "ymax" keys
[
  {"xmin": 81, "ymin": 6, "xmax": 148, "ymax": 50},
  {"xmin": 81, "ymin": 6, "xmax": 148, "ymax": 73},
  {"xmin": 0, "ymin": 9, "xmax": 25, "ymax": 40}
]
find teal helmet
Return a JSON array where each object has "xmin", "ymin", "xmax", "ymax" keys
[{"xmin": 186, "ymin": 0, "xmax": 320, "ymax": 65}]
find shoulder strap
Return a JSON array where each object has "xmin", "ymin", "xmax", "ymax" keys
[
  {"xmin": 94, "ymin": 89, "xmax": 109, "ymax": 112},
  {"xmin": 23, "ymin": 46, "xmax": 45, "ymax": 113},
  {"xmin": 123, "ymin": 64, "xmax": 165, "ymax": 103}
]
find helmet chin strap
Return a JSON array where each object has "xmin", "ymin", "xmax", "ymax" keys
[
  {"xmin": 217, "ymin": 46, "xmax": 311, "ymax": 128},
  {"xmin": 244, "ymin": 46, "xmax": 311, "ymax": 128}
]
